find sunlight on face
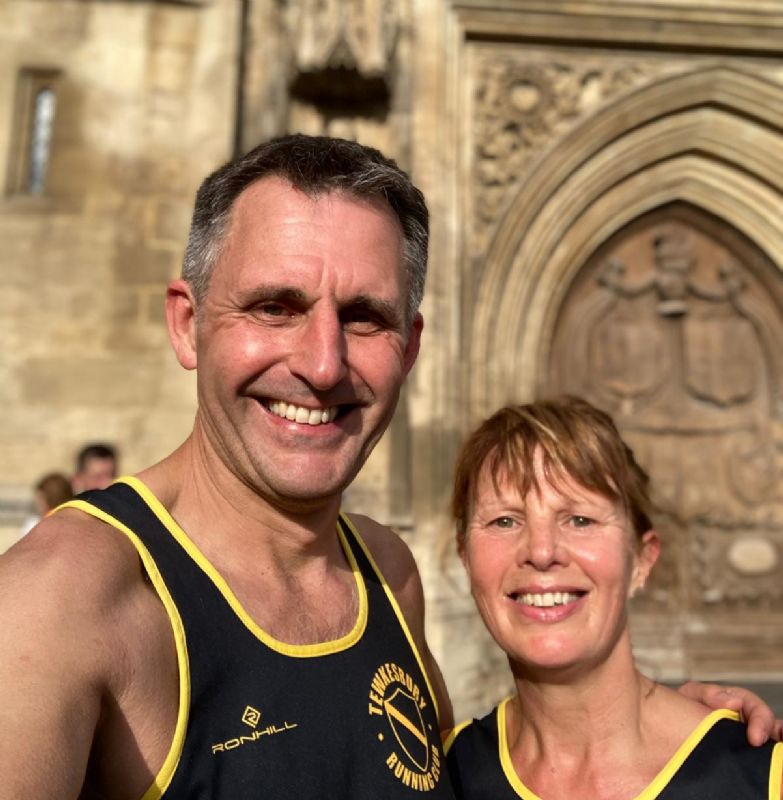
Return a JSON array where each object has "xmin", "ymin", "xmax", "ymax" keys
[{"xmin": 460, "ymin": 451, "xmax": 658, "ymax": 677}]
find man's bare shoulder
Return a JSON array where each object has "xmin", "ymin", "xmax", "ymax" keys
[
  {"xmin": 3, "ymin": 508, "xmax": 145, "ymax": 606},
  {"xmin": 0, "ymin": 508, "xmax": 171, "ymax": 797},
  {"xmin": 344, "ymin": 513, "xmax": 420, "ymax": 598},
  {"xmin": 0, "ymin": 504, "xmax": 177, "ymax": 726},
  {"xmin": 343, "ymin": 513, "xmax": 426, "ymax": 642}
]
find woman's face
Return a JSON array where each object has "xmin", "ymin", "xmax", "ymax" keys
[{"xmin": 460, "ymin": 452, "xmax": 659, "ymax": 676}]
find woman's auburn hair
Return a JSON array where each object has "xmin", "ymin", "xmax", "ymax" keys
[{"xmin": 452, "ymin": 396, "xmax": 653, "ymax": 541}]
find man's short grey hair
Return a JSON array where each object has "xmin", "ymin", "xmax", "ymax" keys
[{"xmin": 182, "ymin": 134, "xmax": 428, "ymax": 326}]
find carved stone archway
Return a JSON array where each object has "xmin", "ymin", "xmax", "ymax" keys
[
  {"xmin": 546, "ymin": 203, "xmax": 783, "ymax": 677},
  {"xmin": 467, "ymin": 65, "xmax": 783, "ymax": 420},
  {"xmin": 465, "ymin": 64, "xmax": 783, "ymax": 682}
]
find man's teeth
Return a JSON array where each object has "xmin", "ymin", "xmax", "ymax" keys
[
  {"xmin": 267, "ymin": 401, "xmax": 338, "ymax": 425},
  {"xmin": 516, "ymin": 592, "xmax": 581, "ymax": 608}
]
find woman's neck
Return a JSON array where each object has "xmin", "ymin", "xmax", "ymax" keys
[
  {"xmin": 504, "ymin": 640, "xmax": 711, "ymax": 800},
  {"xmin": 508, "ymin": 640, "xmax": 651, "ymax": 766}
]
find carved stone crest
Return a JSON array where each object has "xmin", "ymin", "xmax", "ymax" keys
[{"xmin": 548, "ymin": 207, "xmax": 783, "ymax": 611}]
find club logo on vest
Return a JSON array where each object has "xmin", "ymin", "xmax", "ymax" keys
[
  {"xmin": 211, "ymin": 705, "xmax": 299, "ymax": 755},
  {"xmin": 368, "ymin": 662, "xmax": 442, "ymax": 792}
]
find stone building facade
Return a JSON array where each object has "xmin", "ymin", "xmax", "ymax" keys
[{"xmin": 1, "ymin": 0, "xmax": 782, "ymax": 717}]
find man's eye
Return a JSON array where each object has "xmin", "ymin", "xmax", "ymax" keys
[
  {"xmin": 342, "ymin": 311, "xmax": 385, "ymax": 333},
  {"xmin": 256, "ymin": 303, "xmax": 291, "ymax": 318}
]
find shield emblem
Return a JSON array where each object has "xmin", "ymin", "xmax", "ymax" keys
[
  {"xmin": 590, "ymin": 315, "xmax": 667, "ymax": 399},
  {"xmin": 383, "ymin": 687, "xmax": 429, "ymax": 772},
  {"xmin": 684, "ymin": 316, "xmax": 757, "ymax": 406}
]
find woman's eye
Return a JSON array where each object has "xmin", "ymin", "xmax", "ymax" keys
[
  {"xmin": 491, "ymin": 516, "xmax": 517, "ymax": 530},
  {"xmin": 570, "ymin": 515, "xmax": 594, "ymax": 529}
]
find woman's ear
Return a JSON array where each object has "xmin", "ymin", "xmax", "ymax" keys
[
  {"xmin": 629, "ymin": 530, "xmax": 661, "ymax": 597},
  {"xmin": 457, "ymin": 534, "xmax": 469, "ymax": 571}
]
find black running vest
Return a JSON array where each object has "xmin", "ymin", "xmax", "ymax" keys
[
  {"xmin": 445, "ymin": 699, "xmax": 782, "ymax": 799},
  {"xmin": 66, "ymin": 478, "xmax": 455, "ymax": 800}
]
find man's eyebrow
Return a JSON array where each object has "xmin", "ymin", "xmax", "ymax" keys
[
  {"xmin": 344, "ymin": 295, "xmax": 404, "ymax": 326},
  {"xmin": 238, "ymin": 285, "xmax": 309, "ymax": 306}
]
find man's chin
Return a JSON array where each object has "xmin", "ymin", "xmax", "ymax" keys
[{"xmin": 251, "ymin": 470, "xmax": 358, "ymax": 512}]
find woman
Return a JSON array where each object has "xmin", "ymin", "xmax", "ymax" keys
[
  {"xmin": 18, "ymin": 472, "xmax": 74, "ymax": 538},
  {"xmin": 445, "ymin": 396, "xmax": 782, "ymax": 799}
]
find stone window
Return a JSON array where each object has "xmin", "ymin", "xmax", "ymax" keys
[{"xmin": 7, "ymin": 68, "xmax": 59, "ymax": 196}]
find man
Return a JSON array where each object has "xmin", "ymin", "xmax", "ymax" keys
[
  {"xmin": 0, "ymin": 135, "xmax": 777, "ymax": 799},
  {"xmin": 72, "ymin": 442, "xmax": 118, "ymax": 492}
]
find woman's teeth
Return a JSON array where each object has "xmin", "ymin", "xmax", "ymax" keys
[{"xmin": 515, "ymin": 591, "xmax": 581, "ymax": 608}]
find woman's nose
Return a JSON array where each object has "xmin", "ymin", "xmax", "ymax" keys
[{"xmin": 520, "ymin": 519, "xmax": 563, "ymax": 570}]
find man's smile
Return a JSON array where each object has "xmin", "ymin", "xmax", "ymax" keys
[{"xmin": 263, "ymin": 400, "xmax": 341, "ymax": 426}]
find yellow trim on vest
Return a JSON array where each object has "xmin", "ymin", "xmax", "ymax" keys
[
  {"xmin": 496, "ymin": 699, "xmax": 743, "ymax": 800},
  {"xmin": 340, "ymin": 512, "xmax": 442, "ymax": 724},
  {"xmin": 770, "ymin": 741, "xmax": 782, "ymax": 800},
  {"xmin": 637, "ymin": 708, "xmax": 741, "ymax": 799},
  {"xmin": 497, "ymin": 696, "xmax": 536, "ymax": 799},
  {"xmin": 442, "ymin": 718, "xmax": 472, "ymax": 755},
  {"xmin": 118, "ymin": 476, "xmax": 369, "ymax": 658},
  {"xmin": 58, "ymin": 497, "xmax": 190, "ymax": 800}
]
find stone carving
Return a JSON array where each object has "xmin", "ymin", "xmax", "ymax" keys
[
  {"xmin": 471, "ymin": 55, "xmax": 656, "ymax": 250},
  {"xmin": 280, "ymin": 0, "xmax": 401, "ymax": 79},
  {"xmin": 728, "ymin": 537, "xmax": 778, "ymax": 576},
  {"xmin": 547, "ymin": 209, "xmax": 783, "ymax": 611},
  {"xmin": 277, "ymin": 0, "xmax": 406, "ymax": 149},
  {"xmin": 691, "ymin": 526, "xmax": 783, "ymax": 609}
]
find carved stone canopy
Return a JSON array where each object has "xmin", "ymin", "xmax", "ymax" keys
[{"xmin": 281, "ymin": 0, "xmax": 401, "ymax": 106}]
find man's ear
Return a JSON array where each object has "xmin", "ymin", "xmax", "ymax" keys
[
  {"xmin": 629, "ymin": 529, "xmax": 661, "ymax": 597},
  {"xmin": 402, "ymin": 313, "xmax": 424, "ymax": 376},
  {"xmin": 166, "ymin": 279, "xmax": 198, "ymax": 371}
]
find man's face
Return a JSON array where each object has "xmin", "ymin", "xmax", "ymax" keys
[
  {"xmin": 179, "ymin": 177, "xmax": 422, "ymax": 509},
  {"xmin": 74, "ymin": 457, "xmax": 116, "ymax": 492}
]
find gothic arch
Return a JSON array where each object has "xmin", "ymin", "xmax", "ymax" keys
[{"xmin": 468, "ymin": 64, "xmax": 783, "ymax": 418}]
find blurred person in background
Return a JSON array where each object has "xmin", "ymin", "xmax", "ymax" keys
[
  {"xmin": 71, "ymin": 442, "xmax": 118, "ymax": 493},
  {"xmin": 18, "ymin": 472, "xmax": 75, "ymax": 538}
]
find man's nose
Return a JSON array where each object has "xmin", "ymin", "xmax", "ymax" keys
[{"xmin": 288, "ymin": 309, "xmax": 348, "ymax": 390}]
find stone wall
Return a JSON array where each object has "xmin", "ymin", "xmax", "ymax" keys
[
  {"xmin": 0, "ymin": 0, "xmax": 237, "ymax": 546},
  {"xmin": 2, "ymin": 0, "xmax": 782, "ymax": 719}
]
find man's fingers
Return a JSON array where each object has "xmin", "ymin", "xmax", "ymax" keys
[{"xmin": 677, "ymin": 681, "xmax": 778, "ymax": 745}]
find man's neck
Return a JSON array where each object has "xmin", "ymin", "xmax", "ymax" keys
[
  {"xmin": 136, "ymin": 433, "xmax": 362, "ymax": 645},
  {"xmin": 137, "ymin": 432, "xmax": 345, "ymax": 570}
]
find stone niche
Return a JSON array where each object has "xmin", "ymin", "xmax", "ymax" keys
[{"xmin": 423, "ymin": 1, "xmax": 783, "ymax": 718}]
